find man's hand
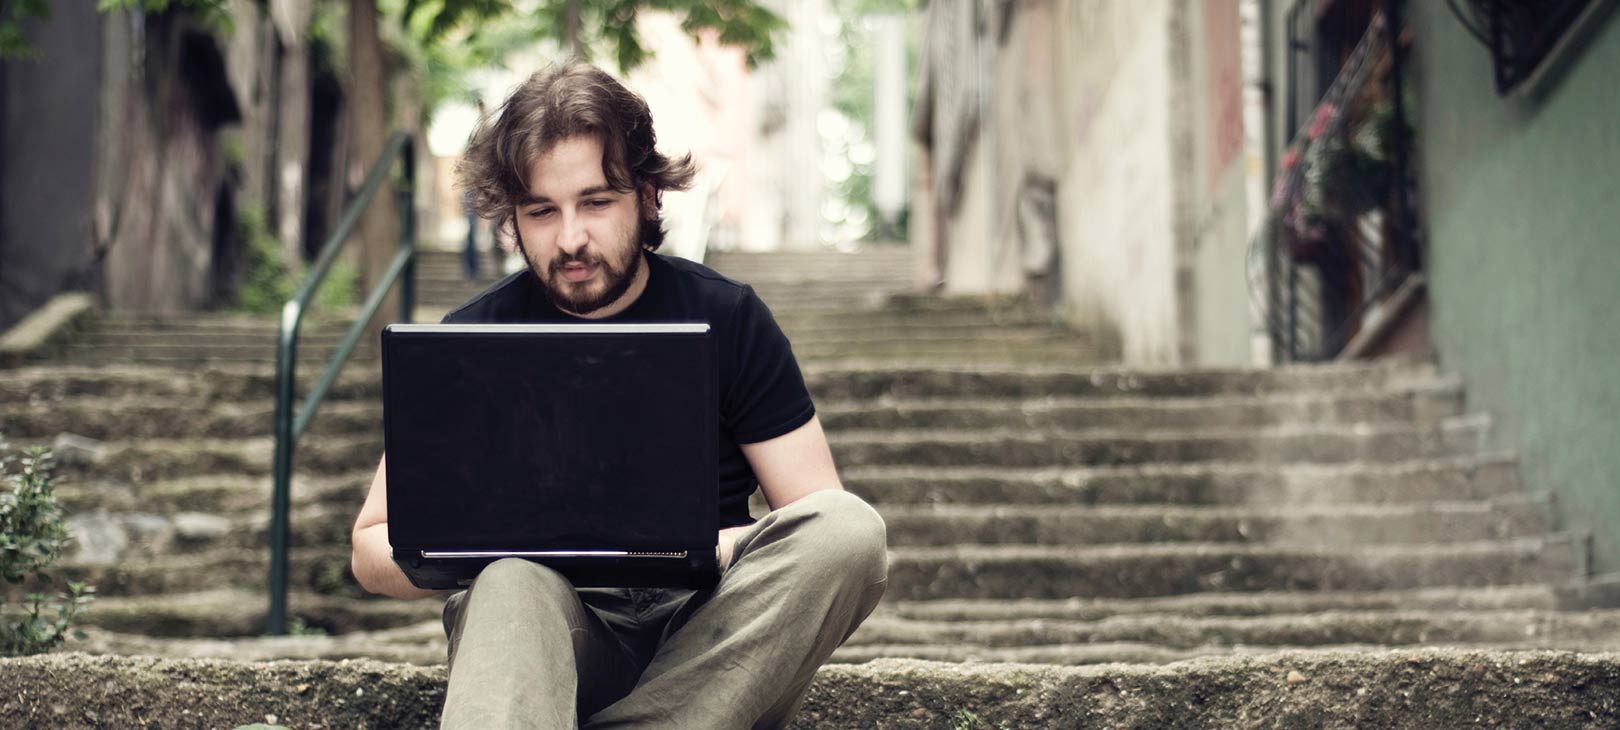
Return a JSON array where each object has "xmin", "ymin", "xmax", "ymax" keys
[{"xmin": 718, "ymin": 524, "xmax": 752, "ymax": 570}]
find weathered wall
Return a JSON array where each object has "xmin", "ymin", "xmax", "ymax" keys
[
  {"xmin": 910, "ymin": 1, "xmax": 1253, "ymax": 366},
  {"xmin": 1186, "ymin": 0, "xmax": 1256, "ymax": 367},
  {"xmin": 0, "ymin": 1, "xmax": 103, "ymax": 331},
  {"xmin": 1406, "ymin": 3, "xmax": 1620, "ymax": 569},
  {"xmin": 1051, "ymin": 0, "xmax": 1181, "ymax": 364},
  {"xmin": 99, "ymin": 14, "xmax": 240, "ymax": 314}
]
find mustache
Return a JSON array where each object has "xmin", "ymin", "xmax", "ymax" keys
[{"xmin": 549, "ymin": 251, "xmax": 605, "ymax": 274}]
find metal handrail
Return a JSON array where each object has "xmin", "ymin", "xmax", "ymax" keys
[{"xmin": 267, "ymin": 131, "xmax": 416, "ymax": 635}]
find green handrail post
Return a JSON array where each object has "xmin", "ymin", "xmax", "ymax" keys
[{"xmin": 268, "ymin": 132, "xmax": 416, "ymax": 635}]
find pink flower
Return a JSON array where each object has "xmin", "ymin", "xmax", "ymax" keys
[{"xmin": 1308, "ymin": 103, "xmax": 1337, "ymax": 139}]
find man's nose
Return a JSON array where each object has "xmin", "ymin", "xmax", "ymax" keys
[{"xmin": 557, "ymin": 211, "xmax": 589, "ymax": 255}]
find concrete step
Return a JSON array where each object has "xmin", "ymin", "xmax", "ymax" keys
[
  {"xmin": 776, "ymin": 304, "xmax": 1049, "ymax": 328},
  {"xmin": 830, "ymin": 639, "xmax": 1620, "ymax": 666},
  {"xmin": 793, "ymin": 341, "xmax": 1098, "ymax": 363},
  {"xmin": 81, "ymin": 497, "xmax": 1552, "ymax": 569},
  {"xmin": 56, "ymin": 470, "xmax": 370, "ymax": 516},
  {"xmin": 6, "ymin": 388, "xmax": 1469, "ymax": 456},
  {"xmin": 880, "ymin": 582, "xmax": 1618, "ymax": 622},
  {"xmin": 708, "ymin": 259, "xmax": 914, "ymax": 275},
  {"xmin": 52, "ymin": 455, "xmax": 1519, "ymax": 522},
  {"xmin": 3, "ymin": 396, "xmax": 380, "ymax": 441},
  {"xmin": 69, "ymin": 604, "xmax": 1620, "ymax": 667},
  {"xmin": 66, "ymin": 502, "xmax": 355, "ymax": 563},
  {"xmin": 82, "ymin": 331, "xmax": 358, "ymax": 349},
  {"xmin": 9, "ymin": 650, "xmax": 1620, "ymax": 728},
  {"xmin": 2, "ymin": 360, "xmax": 1444, "ymax": 406},
  {"xmin": 59, "ymin": 533, "xmax": 1584, "ymax": 601},
  {"xmin": 39, "ymin": 416, "xmax": 1491, "ymax": 486},
  {"xmin": 71, "ymin": 622, "xmax": 449, "ymax": 665},
  {"xmin": 748, "ymin": 285, "xmax": 914, "ymax": 302},
  {"xmin": 818, "ymin": 385, "xmax": 1463, "ymax": 431},
  {"xmin": 878, "ymin": 498, "xmax": 1551, "ymax": 547},
  {"xmin": 0, "ymin": 364, "xmax": 382, "ymax": 403},
  {"xmin": 709, "ymin": 249, "xmax": 911, "ymax": 267},
  {"xmin": 81, "ymin": 589, "xmax": 441, "ymax": 637},
  {"xmin": 91, "ymin": 315, "xmax": 351, "ymax": 335},
  {"xmin": 76, "ymin": 326, "xmax": 1083, "ymax": 354},
  {"xmin": 837, "ymin": 456, "xmax": 1522, "ymax": 507},
  {"xmin": 801, "ymin": 360, "xmax": 1442, "ymax": 400},
  {"xmin": 50, "ymin": 434, "xmax": 380, "ymax": 483},
  {"xmin": 779, "ymin": 318, "xmax": 1061, "ymax": 341},
  {"xmin": 845, "ymin": 608, "xmax": 1620, "ymax": 653},
  {"xmin": 5, "ymin": 379, "xmax": 1464, "ymax": 444},
  {"xmin": 80, "ymin": 582, "xmax": 1606, "ymax": 641},
  {"xmin": 56, "ymin": 343, "xmax": 379, "ymax": 365},
  {"xmin": 828, "ymin": 416, "xmax": 1492, "ymax": 467},
  {"xmin": 882, "ymin": 535, "xmax": 1583, "ymax": 600},
  {"xmin": 60, "ymin": 546, "xmax": 358, "ymax": 597}
]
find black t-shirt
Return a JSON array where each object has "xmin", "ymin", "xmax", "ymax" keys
[{"xmin": 440, "ymin": 252, "xmax": 816, "ymax": 528}]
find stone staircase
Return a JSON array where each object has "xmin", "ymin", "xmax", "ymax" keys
[{"xmin": 5, "ymin": 245, "xmax": 1620, "ymax": 727}]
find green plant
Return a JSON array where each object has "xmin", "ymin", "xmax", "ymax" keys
[
  {"xmin": 951, "ymin": 708, "xmax": 983, "ymax": 730},
  {"xmin": 235, "ymin": 206, "xmax": 358, "ymax": 316},
  {"xmin": 287, "ymin": 617, "xmax": 328, "ymax": 637},
  {"xmin": 0, "ymin": 437, "xmax": 94, "ymax": 656}
]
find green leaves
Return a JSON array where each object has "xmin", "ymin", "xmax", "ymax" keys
[
  {"xmin": 0, "ymin": 436, "xmax": 95, "ymax": 657},
  {"xmin": 0, "ymin": 0, "xmax": 50, "ymax": 60},
  {"xmin": 3, "ymin": 0, "xmax": 231, "ymax": 60}
]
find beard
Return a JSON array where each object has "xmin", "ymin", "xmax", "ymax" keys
[{"xmin": 520, "ymin": 221, "xmax": 645, "ymax": 316}]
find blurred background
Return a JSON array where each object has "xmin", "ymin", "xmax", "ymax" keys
[
  {"xmin": 4, "ymin": 0, "xmax": 1620, "ymax": 681},
  {"xmin": 4, "ymin": 1, "xmax": 1618, "ymax": 551},
  {"xmin": 0, "ymin": 0, "xmax": 1614, "ymax": 560}
]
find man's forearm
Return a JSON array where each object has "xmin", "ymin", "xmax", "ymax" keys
[{"xmin": 352, "ymin": 523, "xmax": 442, "ymax": 600}]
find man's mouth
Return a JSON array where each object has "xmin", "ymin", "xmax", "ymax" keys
[{"xmin": 557, "ymin": 261, "xmax": 597, "ymax": 283}]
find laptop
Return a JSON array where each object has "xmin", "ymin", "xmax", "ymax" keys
[{"xmin": 380, "ymin": 323, "xmax": 720, "ymax": 590}]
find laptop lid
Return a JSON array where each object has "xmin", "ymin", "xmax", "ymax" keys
[{"xmin": 381, "ymin": 323, "xmax": 717, "ymax": 555}]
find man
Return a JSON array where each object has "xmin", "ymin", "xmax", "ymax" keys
[{"xmin": 349, "ymin": 61, "xmax": 888, "ymax": 730}]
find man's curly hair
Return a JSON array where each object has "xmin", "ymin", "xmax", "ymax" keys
[{"xmin": 456, "ymin": 61, "xmax": 696, "ymax": 251}]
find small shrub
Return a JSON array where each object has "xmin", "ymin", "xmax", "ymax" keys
[
  {"xmin": 235, "ymin": 206, "xmax": 358, "ymax": 316},
  {"xmin": 0, "ymin": 436, "xmax": 95, "ymax": 656}
]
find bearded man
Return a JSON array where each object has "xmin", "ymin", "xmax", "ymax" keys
[{"xmin": 348, "ymin": 61, "xmax": 888, "ymax": 730}]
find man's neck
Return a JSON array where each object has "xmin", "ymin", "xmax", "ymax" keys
[{"xmin": 564, "ymin": 251, "xmax": 652, "ymax": 320}]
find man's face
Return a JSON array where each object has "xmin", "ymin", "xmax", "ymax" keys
[{"xmin": 514, "ymin": 135, "xmax": 646, "ymax": 317}]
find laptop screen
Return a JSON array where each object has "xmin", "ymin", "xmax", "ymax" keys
[{"xmin": 381, "ymin": 324, "xmax": 717, "ymax": 553}]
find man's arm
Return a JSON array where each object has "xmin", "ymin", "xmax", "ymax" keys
[
  {"xmin": 351, "ymin": 455, "xmax": 443, "ymax": 600},
  {"xmin": 726, "ymin": 415, "xmax": 843, "ymax": 567}
]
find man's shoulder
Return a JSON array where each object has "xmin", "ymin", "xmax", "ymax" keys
[
  {"xmin": 652, "ymin": 253, "xmax": 755, "ymax": 312},
  {"xmin": 656, "ymin": 253, "xmax": 749, "ymax": 293},
  {"xmin": 441, "ymin": 270, "xmax": 531, "ymax": 323}
]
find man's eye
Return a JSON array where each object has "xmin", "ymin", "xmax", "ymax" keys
[
  {"xmin": 585, "ymin": 199, "xmax": 612, "ymax": 209},
  {"xmin": 528, "ymin": 208, "xmax": 555, "ymax": 218}
]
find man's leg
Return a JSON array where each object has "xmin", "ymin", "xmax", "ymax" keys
[
  {"xmin": 584, "ymin": 490, "xmax": 888, "ymax": 730},
  {"xmin": 441, "ymin": 558, "xmax": 644, "ymax": 729}
]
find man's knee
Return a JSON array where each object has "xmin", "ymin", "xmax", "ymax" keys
[
  {"xmin": 785, "ymin": 490, "xmax": 888, "ymax": 586},
  {"xmin": 467, "ymin": 557, "xmax": 574, "ymax": 606}
]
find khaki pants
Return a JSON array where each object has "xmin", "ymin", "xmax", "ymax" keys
[{"xmin": 439, "ymin": 490, "xmax": 889, "ymax": 729}]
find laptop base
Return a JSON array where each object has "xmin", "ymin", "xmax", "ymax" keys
[{"xmin": 394, "ymin": 549, "xmax": 721, "ymax": 590}]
